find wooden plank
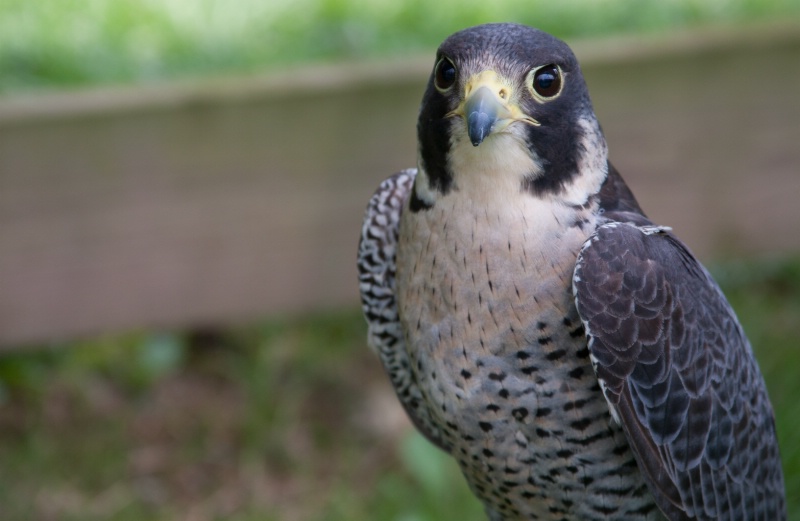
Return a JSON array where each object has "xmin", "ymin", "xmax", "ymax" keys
[
  {"xmin": 1, "ymin": 25, "xmax": 799, "ymax": 348},
  {"xmin": 0, "ymin": 83, "xmax": 422, "ymax": 346}
]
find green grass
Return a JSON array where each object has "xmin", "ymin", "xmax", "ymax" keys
[
  {"xmin": 0, "ymin": 312, "xmax": 483, "ymax": 521},
  {"xmin": 1, "ymin": 0, "xmax": 799, "ymax": 94},
  {"xmin": 0, "ymin": 256, "xmax": 798, "ymax": 520}
]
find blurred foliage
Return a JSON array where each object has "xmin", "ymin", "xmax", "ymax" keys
[
  {"xmin": 0, "ymin": 333, "xmax": 183, "ymax": 403},
  {"xmin": 0, "ymin": 256, "xmax": 798, "ymax": 520},
  {"xmin": 0, "ymin": 310, "xmax": 483, "ymax": 520},
  {"xmin": 1, "ymin": 0, "xmax": 799, "ymax": 93}
]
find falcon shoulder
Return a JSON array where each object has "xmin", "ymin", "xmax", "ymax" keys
[
  {"xmin": 572, "ymin": 213, "xmax": 785, "ymax": 520},
  {"xmin": 357, "ymin": 168, "xmax": 451, "ymax": 451},
  {"xmin": 599, "ymin": 162, "xmax": 646, "ymax": 216}
]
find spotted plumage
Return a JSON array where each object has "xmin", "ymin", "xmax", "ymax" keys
[{"xmin": 357, "ymin": 23, "xmax": 785, "ymax": 520}]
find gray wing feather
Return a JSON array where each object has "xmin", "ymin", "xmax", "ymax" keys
[
  {"xmin": 357, "ymin": 169, "xmax": 450, "ymax": 451},
  {"xmin": 599, "ymin": 162, "xmax": 646, "ymax": 216},
  {"xmin": 573, "ymin": 221, "xmax": 785, "ymax": 521}
]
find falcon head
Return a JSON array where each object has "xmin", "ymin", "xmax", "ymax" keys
[{"xmin": 412, "ymin": 23, "xmax": 608, "ymax": 209}]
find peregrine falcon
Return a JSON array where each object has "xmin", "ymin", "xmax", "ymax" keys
[{"xmin": 357, "ymin": 23, "xmax": 785, "ymax": 520}]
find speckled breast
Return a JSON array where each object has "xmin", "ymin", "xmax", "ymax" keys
[{"xmin": 395, "ymin": 196, "xmax": 663, "ymax": 520}]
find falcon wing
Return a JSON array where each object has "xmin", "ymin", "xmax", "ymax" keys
[
  {"xmin": 599, "ymin": 162, "xmax": 646, "ymax": 216},
  {"xmin": 357, "ymin": 169, "xmax": 451, "ymax": 452},
  {"xmin": 572, "ymin": 221, "xmax": 785, "ymax": 521}
]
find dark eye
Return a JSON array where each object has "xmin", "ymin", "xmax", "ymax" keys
[
  {"xmin": 434, "ymin": 57, "xmax": 457, "ymax": 91},
  {"xmin": 532, "ymin": 65, "xmax": 562, "ymax": 98}
]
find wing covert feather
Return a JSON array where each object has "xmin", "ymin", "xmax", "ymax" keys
[
  {"xmin": 357, "ymin": 169, "xmax": 450, "ymax": 451},
  {"xmin": 573, "ymin": 221, "xmax": 785, "ymax": 520}
]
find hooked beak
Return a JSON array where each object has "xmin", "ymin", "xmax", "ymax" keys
[
  {"xmin": 448, "ymin": 70, "xmax": 539, "ymax": 147},
  {"xmin": 465, "ymin": 86, "xmax": 501, "ymax": 146}
]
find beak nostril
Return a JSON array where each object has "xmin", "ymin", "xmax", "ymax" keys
[{"xmin": 499, "ymin": 89, "xmax": 507, "ymax": 100}]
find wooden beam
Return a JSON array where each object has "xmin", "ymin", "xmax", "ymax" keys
[{"xmin": 1, "ymin": 24, "xmax": 799, "ymax": 348}]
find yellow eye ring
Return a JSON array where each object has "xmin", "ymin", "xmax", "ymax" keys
[
  {"xmin": 434, "ymin": 56, "xmax": 457, "ymax": 92},
  {"xmin": 528, "ymin": 64, "xmax": 564, "ymax": 101}
]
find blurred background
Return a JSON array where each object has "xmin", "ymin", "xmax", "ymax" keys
[{"xmin": 1, "ymin": 1, "xmax": 799, "ymax": 519}]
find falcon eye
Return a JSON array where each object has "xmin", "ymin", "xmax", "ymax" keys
[
  {"xmin": 531, "ymin": 64, "xmax": 563, "ymax": 99},
  {"xmin": 434, "ymin": 57, "xmax": 457, "ymax": 91}
]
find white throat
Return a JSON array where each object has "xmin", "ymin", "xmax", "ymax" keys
[
  {"xmin": 448, "ymin": 130, "xmax": 542, "ymax": 203},
  {"xmin": 413, "ymin": 116, "xmax": 608, "ymax": 211}
]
